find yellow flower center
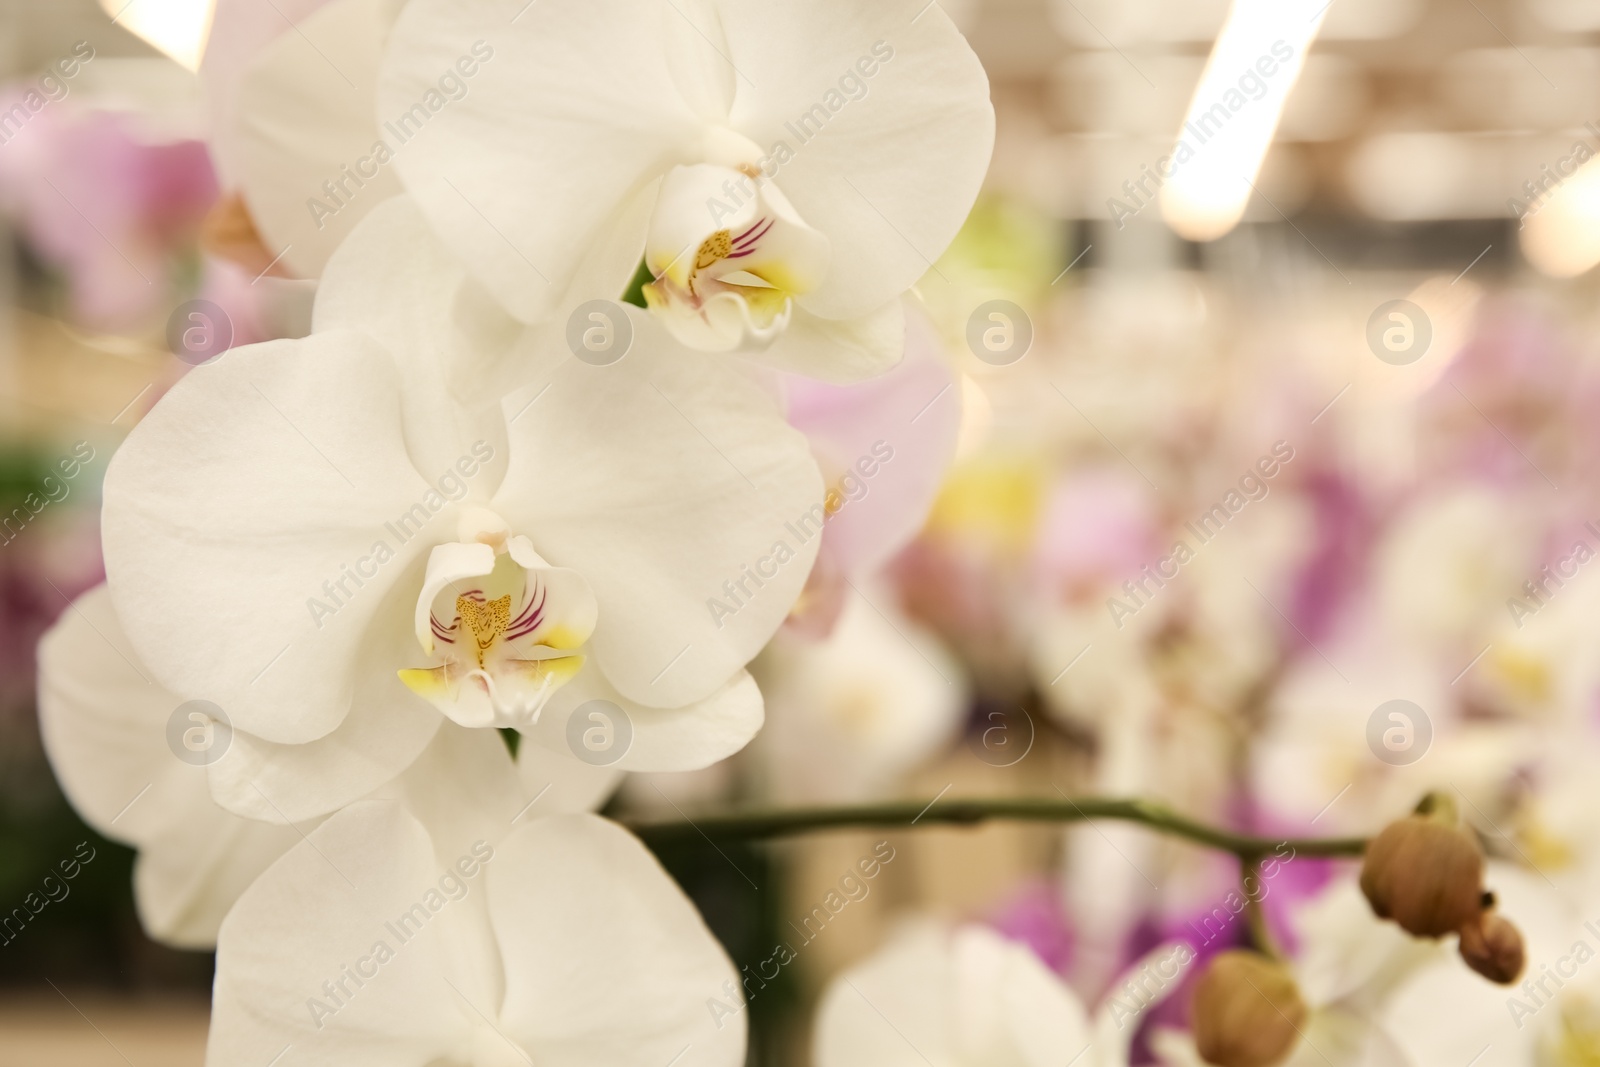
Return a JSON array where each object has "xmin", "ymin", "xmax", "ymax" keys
[
  {"xmin": 457, "ymin": 594, "xmax": 511, "ymax": 665},
  {"xmin": 695, "ymin": 230, "xmax": 733, "ymax": 272}
]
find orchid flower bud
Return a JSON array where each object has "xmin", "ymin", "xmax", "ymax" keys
[
  {"xmin": 1192, "ymin": 950, "xmax": 1307, "ymax": 1067},
  {"xmin": 1458, "ymin": 900, "xmax": 1526, "ymax": 985},
  {"xmin": 1360, "ymin": 793, "xmax": 1484, "ymax": 938}
]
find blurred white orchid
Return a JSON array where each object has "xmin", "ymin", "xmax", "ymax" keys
[
  {"xmin": 379, "ymin": 0, "xmax": 994, "ymax": 376},
  {"xmin": 756, "ymin": 593, "xmax": 965, "ymax": 803},
  {"xmin": 38, "ymin": 584, "xmax": 616, "ymax": 948},
  {"xmin": 99, "ymin": 197, "xmax": 822, "ymax": 825},
  {"xmin": 1250, "ymin": 630, "xmax": 1546, "ymax": 844},
  {"xmin": 1374, "ymin": 483, "xmax": 1539, "ymax": 656},
  {"xmin": 814, "ymin": 923, "xmax": 1183, "ymax": 1067},
  {"xmin": 208, "ymin": 795, "xmax": 744, "ymax": 1065}
]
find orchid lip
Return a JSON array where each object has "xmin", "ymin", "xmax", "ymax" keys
[
  {"xmin": 401, "ymin": 520, "xmax": 598, "ymax": 730},
  {"xmin": 640, "ymin": 162, "xmax": 831, "ymax": 352}
]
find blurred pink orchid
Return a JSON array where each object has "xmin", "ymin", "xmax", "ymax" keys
[
  {"xmin": 782, "ymin": 305, "xmax": 962, "ymax": 637},
  {"xmin": 1031, "ymin": 468, "xmax": 1162, "ymax": 603},
  {"xmin": 1418, "ymin": 297, "xmax": 1600, "ymax": 493},
  {"xmin": 0, "ymin": 88, "xmax": 216, "ymax": 330}
]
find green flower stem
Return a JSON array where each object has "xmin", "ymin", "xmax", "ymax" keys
[
  {"xmin": 1240, "ymin": 855, "xmax": 1284, "ymax": 959},
  {"xmin": 625, "ymin": 796, "xmax": 1370, "ymax": 860}
]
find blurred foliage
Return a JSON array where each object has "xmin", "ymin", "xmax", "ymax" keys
[
  {"xmin": 640, "ymin": 832, "xmax": 802, "ymax": 1065},
  {"xmin": 0, "ymin": 440, "xmax": 209, "ymax": 989}
]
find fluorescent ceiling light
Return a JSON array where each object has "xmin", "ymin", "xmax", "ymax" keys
[{"xmin": 1159, "ymin": 0, "xmax": 1330, "ymax": 241}]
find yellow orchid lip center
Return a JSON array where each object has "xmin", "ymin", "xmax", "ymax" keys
[
  {"xmin": 399, "ymin": 516, "xmax": 598, "ymax": 731},
  {"xmin": 455, "ymin": 593, "xmax": 511, "ymax": 663},
  {"xmin": 640, "ymin": 162, "xmax": 831, "ymax": 353}
]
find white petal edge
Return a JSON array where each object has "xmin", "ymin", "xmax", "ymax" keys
[
  {"xmin": 523, "ymin": 665, "xmax": 764, "ymax": 774},
  {"xmin": 490, "ymin": 814, "xmax": 747, "ymax": 1067},
  {"xmin": 37, "ymin": 584, "xmax": 302, "ymax": 948},
  {"xmin": 493, "ymin": 307, "xmax": 823, "ymax": 709},
  {"xmin": 102, "ymin": 330, "xmax": 444, "ymax": 744},
  {"xmin": 226, "ymin": 0, "xmax": 400, "ymax": 277}
]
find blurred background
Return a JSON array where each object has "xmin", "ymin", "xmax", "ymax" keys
[{"xmin": 5, "ymin": 0, "xmax": 1600, "ymax": 1063}]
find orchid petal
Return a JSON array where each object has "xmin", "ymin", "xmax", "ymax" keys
[
  {"xmin": 102, "ymin": 330, "xmax": 443, "ymax": 744},
  {"xmin": 202, "ymin": 0, "xmax": 339, "ymax": 186},
  {"xmin": 493, "ymin": 308, "xmax": 822, "ymax": 709},
  {"xmin": 757, "ymin": 296, "xmax": 906, "ymax": 384},
  {"xmin": 719, "ymin": 0, "xmax": 993, "ymax": 319},
  {"xmin": 37, "ymin": 585, "xmax": 301, "ymax": 948},
  {"xmin": 220, "ymin": 0, "xmax": 398, "ymax": 278},
  {"xmin": 315, "ymin": 196, "xmax": 526, "ymax": 474},
  {"xmin": 523, "ymin": 664, "xmax": 764, "ymax": 774},
  {"xmin": 815, "ymin": 923, "xmax": 1094, "ymax": 1067},
  {"xmin": 514, "ymin": 743, "xmax": 624, "ymax": 816},
  {"xmin": 380, "ymin": 0, "xmax": 715, "ymax": 322},
  {"xmin": 490, "ymin": 815, "xmax": 746, "ymax": 1067},
  {"xmin": 206, "ymin": 667, "xmax": 441, "ymax": 824},
  {"xmin": 380, "ymin": 0, "xmax": 992, "ymax": 326},
  {"xmin": 784, "ymin": 304, "xmax": 958, "ymax": 576},
  {"xmin": 208, "ymin": 802, "xmax": 479, "ymax": 1067}
]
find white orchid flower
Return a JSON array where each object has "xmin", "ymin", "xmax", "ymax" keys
[
  {"xmin": 37, "ymin": 583, "xmax": 616, "ymax": 948},
  {"xmin": 208, "ymin": 800, "xmax": 744, "ymax": 1067},
  {"xmin": 1251, "ymin": 630, "xmax": 1539, "ymax": 840},
  {"xmin": 202, "ymin": 0, "xmax": 400, "ymax": 276},
  {"xmin": 100, "ymin": 197, "xmax": 822, "ymax": 826},
  {"xmin": 1374, "ymin": 483, "xmax": 1539, "ymax": 655},
  {"xmin": 756, "ymin": 593, "xmax": 966, "ymax": 803},
  {"xmin": 378, "ymin": 0, "xmax": 994, "ymax": 377},
  {"xmin": 814, "ymin": 922, "xmax": 1185, "ymax": 1067}
]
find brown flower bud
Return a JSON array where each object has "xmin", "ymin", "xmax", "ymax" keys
[
  {"xmin": 1459, "ymin": 907, "xmax": 1526, "ymax": 985},
  {"xmin": 1360, "ymin": 796, "xmax": 1484, "ymax": 938},
  {"xmin": 1192, "ymin": 950, "xmax": 1307, "ymax": 1067}
]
